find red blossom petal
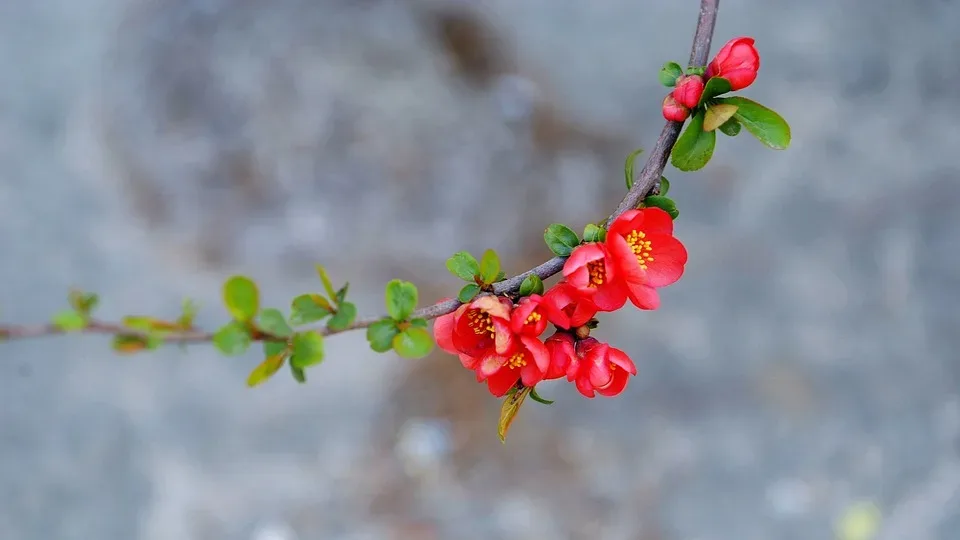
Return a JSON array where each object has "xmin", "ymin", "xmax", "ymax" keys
[
  {"xmin": 459, "ymin": 353, "xmax": 480, "ymax": 370},
  {"xmin": 520, "ymin": 335, "xmax": 550, "ymax": 375},
  {"xmin": 433, "ymin": 311, "xmax": 459, "ymax": 354},
  {"xmin": 544, "ymin": 333, "xmax": 576, "ymax": 380},
  {"xmin": 626, "ymin": 282, "xmax": 661, "ymax": 310},
  {"xmin": 607, "ymin": 233, "xmax": 646, "ymax": 282},
  {"xmin": 493, "ymin": 316, "xmax": 515, "ymax": 354},
  {"xmin": 470, "ymin": 295, "xmax": 512, "ymax": 320},
  {"xmin": 608, "ymin": 347, "xmax": 638, "ymax": 375},
  {"xmin": 596, "ymin": 369, "xmax": 630, "ymax": 397},
  {"xmin": 590, "ymin": 279, "xmax": 628, "ymax": 311},
  {"xmin": 644, "ymin": 233, "xmax": 688, "ymax": 288},
  {"xmin": 511, "ymin": 295, "xmax": 547, "ymax": 337},
  {"xmin": 477, "ymin": 353, "xmax": 506, "ymax": 379},
  {"xmin": 486, "ymin": 368, "xmax": 520, "ymax": 397},
  {"xmin": 575, "ymin": 376, "xmax": 596, "ymax": 398}
]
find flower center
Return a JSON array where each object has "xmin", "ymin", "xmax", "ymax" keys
[
  {"xmin": 625, "ymin": 230, "xmax": 655, "ymax": 270},
  {"xmin": 507, "ymin": 352, "xmax": 527, "ymax": 369},
  {"xmin": 466, "ymin": 309, "xmax": 495, "ymax": 338},
  {"xmin": 587, "ymin": 260, "xmax": 606, "ymax": 287},
  {"xmin": 524, "ymin": 312, "xmax": 541, "ymax": 325}
]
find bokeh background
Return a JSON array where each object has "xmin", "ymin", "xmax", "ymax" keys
[{"xmin": 2, "ymin": 0, "xmax": 959, "ymax": 538}]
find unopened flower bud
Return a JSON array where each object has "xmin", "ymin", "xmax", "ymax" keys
[
  {"xmin": 661, "ymin": 94, "xmax": 690, "ymax": 122},
  {"xmin": 672, "ymin": 74, "xmax": 704, "ymax": 109}
]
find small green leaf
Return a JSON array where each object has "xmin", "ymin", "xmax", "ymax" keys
[
  {"xmin": 366, "ymin": 319, "xmax": 400, "ymax": 353},
  {"xmin": 223, "ymin": 275, "xmax": 259, "ymax": 322},
  {"xmin": 643, "ymin": 196, "xmax": 680, "ymax": 219},
  {"xmin": 410, "ymin": 318, "xmax": 428, "ymax": 328},
  {"xmin": 315, "ymin": 264, "xmax": 337, "ymax": 302},
  {"xmin": 518, "ymin": 274, "xmax": 545, "ymax": 297},
  {"xmin": 335, "ymin": 283, "xmax": 349, "ymax": 306},
  {"xmin": 327, "ymin": 301, "xmax": 357, "ymax": 331},
  {"xmin": 385, "ymin": 279, "xmax": 418, "ymax": 321},
  {"xmin": 392, "ymin": 327, "xmax": 434, "ymax": 359},
  {"xmin": 658, "ymin": 176, "xmax": 671, "ymax": 196},
  {"xmin": 257, "ymin": 308, "xmax": 293, "ymax": 338},
  {"xmin": 624, "ymin": 147, "xmax": 644, "ymax": 189},
  {"xmin": 495, "ymin": 271, "xmax": 506, "ymax": 282},
  {"xmin": 290, "ymin": 331, "xmax": 325, "ymax": 368},
  {"xmin": 289, "ymin": 294, "xmax": 332, "ymax": 325},
  {"xmin": 446, "ymin": 251, "xmax": 480, "ymax": 281},
  {"xmin": 68, "ymin": 290, "xmax": 99, "ymax": 315},
  {"xmin": 698, "ymin": 76, "xmax": 732, "ymax": 106},
  {"xmin": 703, "ymin": 103, "xmax": 739, "ymax": 132},
  {"xmin": 264, "ymin": 340, "xmax": 288, "ymax": 358},
  {"xmin": 544, "ymin": 223, "xmax": 580, "ymax": 257},
  {"xmin": 582, "ymin": 223, "xmax": 605, "ymax": 243},
  {"xmin": 670, "ymin": 110, "xmax": 716, "ymax": 172},
  {"xmin": 52, "ymin": 310, "xmax": 87, "ymax": 331},
  {"xmin": 247, "ymin": 353, "xmax": 286, "ymax": 387},
  {"xmin": 177, "ymin": 298, "xmax": 198, "ymax": 328},
  {"xmin": 458, "ymin": 283, "xmax": 481, "ymax": 303},
  {"xmin": 479, "ymin": 249, "xmax": 501, "ymax": 285},
  {"xmin": 718, "ymin": 117, "xmax": 742, "ymax": 137},
  {"xmin": 529, "ymin": 386, "xmax": 555, "ymax": 405},
  {"xmin": 498, "ymin": 385, "xmax": 532, "ymax": 442},
  {"xmin": 290, "ymin": 364, "xmax": 307, "ymax": 383},
  {"xmin": 213, "ymin": 321, "xmax": 252, "ymax": 356},
  {"xmin": 658, "ymin": 61, "xmax": 683, "ymax": 87},
  {"xmin": 717, "ymin": 96, "xmax": 791, "ymax": 149}
]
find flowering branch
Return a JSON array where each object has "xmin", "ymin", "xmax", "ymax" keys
[{"xmin": 1, "ymin": 0, "xmax": 793, "ymax": 442}]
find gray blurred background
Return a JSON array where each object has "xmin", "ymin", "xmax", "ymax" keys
[{"xmin": 1, "ymin": 0, "xmax": 959, "ymax": 538}]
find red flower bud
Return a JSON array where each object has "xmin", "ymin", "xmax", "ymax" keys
[
  {"xmin": 672, "ymin": 74, "xmax": 704, "ymax": 109},
  {"xmin": 705, "ymin": 36, "xmax": 760, "ymax": 91},
  {"xmin": 661, "ymin": 94, "xmax": 690, "ymax": 122}
]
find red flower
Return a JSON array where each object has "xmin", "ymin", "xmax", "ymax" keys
[
  {"xmin": 510, "ymin": 294, "xmax": 548, "ymax": 337},
  {"xmin": 705, "ymin": 36, "xmax": 760, "ymax": 91},
  {"xmin": 661, "ymin": 94, "xmax": 690, "ymax": 122},
  {"xmin": 566, "ymin": 337, "xmax": 637, "ymax": 398},
  {"xmin": 541, "ymin": 281, "xmax": 598, "ymax": 329},
  {"xmin": 672, "ymin": 74, "xmax": 704, "ymax": 109},
  {"xmin": 476, "ymin": 335, "xmax": 550, "ymax": 397},
  {"xmin": 543, "ymin": 332, "xmax": 576, "ymax": 380},
  {"xmin": 433, "ymin": 295, "xmax": 515, "ymax": 370},
  {"xmin": 606, "ymin": 207, "xmax": 688, "ymax": 310},
  {"xmin": 562, "ymin": 243, "xmax": 628, "ymax": 312}
]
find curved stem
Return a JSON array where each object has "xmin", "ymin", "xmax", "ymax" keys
[{"xmin": 0, "ymin": 0, "xmax": 721, "ymax": 346}]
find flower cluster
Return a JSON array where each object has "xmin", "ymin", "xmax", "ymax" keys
[
  {"xmin": 661, "ymin": 36, "xmax": 760, "ymax": 122},
  {"xmin": 434, "ymin": 208, "xmax": 687, "ymax": 399}
]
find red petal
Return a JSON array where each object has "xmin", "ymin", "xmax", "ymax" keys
[
  {"xmin": 596, "ymin": 369, "xmax": 629, "ymax": 397},
  {"xmin": 608, "ymin": 347, "xmax": 638, "ymax": 375},
  {"xmin": 574, "ymin": 376, "xmax": 596, "ymax": 398},
  {"xmin": 626, "ymin": 282, "xmax": 661, "ymax": 310},
  {"xmin": 639, "ymin": 207, "xmax": 674, "ymax": 235},
  {"xmin": 433, "ymin": 312, "xmax": 458, "ymax": 354},
  {"xmin": 608, "ymin": 209, "xmax": 643, "ymax": 239},
  {"xmin": 472, "ymin": 295, "xmax": 512, "ymax": 320},
  {"xmin": 591, "ymin": 281, "xmax": 628, "ymax": 312},
  {"xmin": 493, "ymin": 317, "xmax": 515, "ymax": 355},
  {"xmin": 607, "ymin": 233, "xmax": 646, "ymax": 283},
  {"xmin": 521, "ymin": 335, "xmax": 551, "ymax": 374},
  {"xmin": 459, "ymin": 353, "xmax": 480, "ymax": 370},
  {"xmin": 478, "ymin": 353, "xmax": 506, "ymax": 379},
  {"xmin": 520, "ymin": 363, "xmax": 544, "ymax": 387},
  {"xmin": 486, "ymin": 369, "xmax": 520, "ymax": 397},
  {"xmin": 644, "ymin": 234, "xmax": 688, "ymax": 288}
]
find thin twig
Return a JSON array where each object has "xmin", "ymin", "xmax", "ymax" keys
[{"xmin": 0, "ymin": 0, "xmax": 720, "ymax": 346}]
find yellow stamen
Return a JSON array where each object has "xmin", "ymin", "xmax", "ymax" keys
[{"xmin": 625, "ymin": 229, "xmax": 656, "ymax": 270}]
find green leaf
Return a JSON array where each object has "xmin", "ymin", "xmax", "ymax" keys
[
  {"xmin": 52, "ymin": 310, "xmax": 87, "ymax": 331},
  {"xmin": 718, "ymin": 96, "xmax": 791, "ymax": 149},
  {"xmin": 658, "ymin": 176, "xmax": 671, "ymax": 196},
  {"xmin": 327, "ymin": 301, "xmax": 357, "ymax": 331},
  {"xmin": 290, "ymin": 364, "xmax": 307, "ymax": 383},
  {"xmin": 177, "ymin": 298, "xmax": 198, "ymax": 328},
  {"xmin": 446, "ymin": 251, "xmax": 480, "ymax": 281},
  {"xmin": 289, "ymin": 294, "xmax": 332, "ymax": 325},
  {"xmin": 257, "ymin": 308, "xmax": 293, "ymax": 338},
  {"xmin": 385, "ymin": 279, "xmax": 418, "ymax": 321},
  {"xmin": 544, "ymin": 223, "xmax": 580, "ymax": 257},
  {"xmin": 290, "ymin": 331, "xmax": 325, "ymax": 368},
  {"xmin": 718, "ymin": 117, "xmax": 742, "ymax": 137},
  {"xmin": 518, "ymin": 274, "xmax": 545, "ymax": 297},
  {"xmin": 315, "ymin": 264, "xmax": 337, "ymax": 302},
  {"xmin": 624, "ymin": 147, "xmax": 644, "ymax": 189},
  {"xmin": 698, "ymin": 76, "xmax": 732, "ymax": 106},
  {"xmin": 529, "ymin": 386, "xmax": 555, "ymax": 405},
  {"xmin": 670, "ymin": 110, "xmax": 716, "ymax": 172},
  {"xmin": 703, "ymin": 103, "xmax": 739, "ymax": 132},
  {"xmin": 366, "ymin": 319, "xmax": 400, "ymax": 353},
  {"xmin": 498, "ymin": 385, "xmax": 532, "ymax": 442},
  {"xmin": 264, "ymin": 340, "xmax": 288, "ymax": 358},
  {"xmin": 335, "ymin": 283, "xmax": 349, "ymax": 306},
  {"xmin": 410, "ymin": 318, "xmax": 428, "ymax": 328},
  {"xmin": 213, "ymin": 321, "xmax": 252, "ymax": 356},
  {"xmin": 458, "ymin": 283, "xmax": 481, "ymax": 303},
  {"xmin": 582, "ymin": 223, "xmax": 605, "ymax": 243},
  {"xmin": 658, "ymin": 61, "xmax": 683, "ymax": 87},
  {"xmin": 68, "ymin": 290, "xmax": 99, "ymax": 315},
  {"xmin": 643, "ymin": 195, "xmax": 680, "ymax": 219},
  {"xmin": 495, "ymin": 271, "xmax": 506, "ymax": 282},
  {"xmin": 222, "ymin": 275, "xmax": 259, "ymax": 322},
  {"xmin": 247, "ymin": 352, "xmax": 286, "ymax": 387},
  {"xmin": 111, "ymin": 333, "xmax": 162, "ymax": 355},
  {"xmin": 392, "ymin": 327, "xmax": 434, "ymax": 359},
  {"xmin": 479, "ymin": 249, "xmax": 501, "ymax": 285}
]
